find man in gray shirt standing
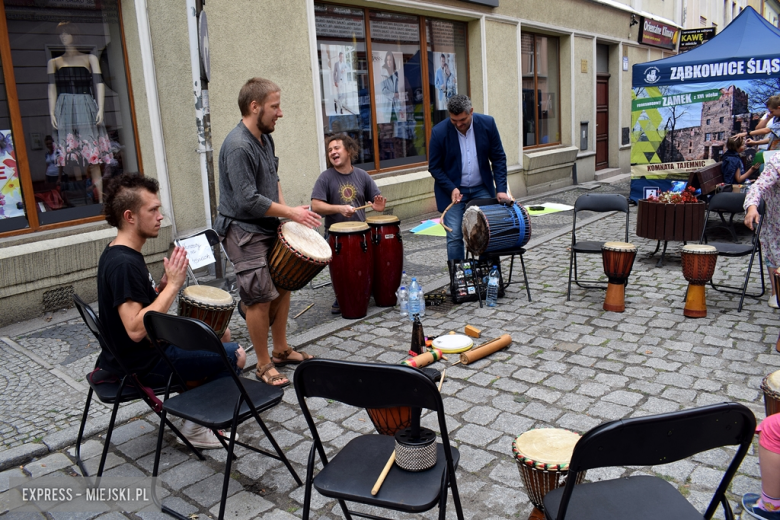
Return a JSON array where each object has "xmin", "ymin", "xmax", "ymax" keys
[{"xmin": 216, "ymin": 77, "xmax": 321, "ymax": 387}]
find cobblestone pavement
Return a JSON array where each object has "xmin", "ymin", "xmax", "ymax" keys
[{"xmin": 3, "ymin": 176, "xmax": 778, "ymax": 519}]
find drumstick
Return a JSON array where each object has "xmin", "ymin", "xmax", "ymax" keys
[
  {"xmin": 440, "ymin": 201, "xmax": 458, "ymax": 232},
  {"xmin": 293, "ymin": 303, "xmax": 314, "ymax": 319},
  {"xmin": 371, "ymin": 450, "xmax": 396, "ymax": 496},
  {"xmin": 438, "ymin": 369, "xmax": 447, "ymax": 391},
  {"xmin": 353, "ymin": 202, "xmax": 373, "ymax": 211}
]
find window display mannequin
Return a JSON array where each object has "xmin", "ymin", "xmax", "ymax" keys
[{"xmin": 47, "ymin": 21, "xmax": 113, "ymax": 204}]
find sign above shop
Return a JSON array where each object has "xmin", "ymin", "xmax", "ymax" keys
[
  {"xmin": 679, "ymin": 27, "xmax": 716, "ymax": 51},
  {"xmin": 638, "ymin": 17, "xmax": 679, "ymax": 51}
]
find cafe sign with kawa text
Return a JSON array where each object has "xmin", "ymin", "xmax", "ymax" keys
[{"xmin": 638, "ymin": 17, "xmax": 679, "ymax": 51}]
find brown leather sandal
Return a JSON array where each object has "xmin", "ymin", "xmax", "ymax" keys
[
  {"xmin": 272, "ymin": 347, "xmax": 314, "ymax": 367},
  {"xmin": 256, "ymin": 362, "xmax": 289, "ymax": 387}
]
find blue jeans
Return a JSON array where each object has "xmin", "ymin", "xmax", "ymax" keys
[
  {"xmin": 443, "ymin": 184, "xmax": 493, "ymax": 261},
  {"xmin": 142, "ymin": 342, "xmax": 242, "ymax": 388}
]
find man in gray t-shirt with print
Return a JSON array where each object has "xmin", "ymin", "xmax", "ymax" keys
[{"xmin": 311, "ymin": 134, "xmax": 386, "ymax": 313}]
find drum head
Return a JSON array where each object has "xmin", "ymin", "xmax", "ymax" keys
[
  {"xmin": 682, "ymin": 244, "xmax": 717, "ymax": 254},
  {"xmin": 329, "ymin": 221, "xmax": 369, "ymax": 234},
  {"xmin": 366, "ymin": 215, "xmax": 399, "ymax": 225},
  {"xmin": 182, "ymin": 285, "xmax": 234, "ymax": 306},
  {"xmin": 602, "ymin": 241, "xmax": 636, "ymax": 252},
  {"xmin": 280, "ymin": 222, "xmax": 332, "ymax": 262},
  {"xmin": 512, "ymin": 429, "xmax": 581, "ymax": 470},
  {"xmin": 767, "ymin": 370, "xmax": 780, "ymax": 392},
  {"xmin": 432, "ymin": 334, "xmax": 474, "ymax": 354}
]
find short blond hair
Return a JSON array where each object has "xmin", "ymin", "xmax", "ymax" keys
[{"xmin": 238, "ymin": 78, "xmax": 280, "ymax": 116}]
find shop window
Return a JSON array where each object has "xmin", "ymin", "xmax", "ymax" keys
[
  {"xmin": 313, "ymin": 3, "xmax": 468, "ymax": 172},
  {"xmin": 0, "ymin": 0, "xmax": 140, "ymax": 235},
  {"xmin": 521, "ymin": 32, "xmax": 560, "ymax": 148}
]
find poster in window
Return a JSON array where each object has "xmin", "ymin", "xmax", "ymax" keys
[
  {"xmin": 372, "ymin": 50, "xmax": 406, "ymax": 124},
  {"xmin": 0, "ymin": 130, "xmax": 24, "ymax": 219},
  {"xmin": 321, "ymin": 45, "xmax": 359, "ymax": 116},
  {"xmin": 431, "ymin": 52, "xmax": 458, "ymax": 111}
]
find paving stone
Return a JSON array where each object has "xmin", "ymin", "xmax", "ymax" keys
[
  {"xmin": 210, "ymin": 490, "xmax": 274, "ymax": 520},
  {"xmin": 457, "ymin": 444, "xmax": 497, "ymax": 473},
  {"xmin": 462, "ymin": 406, "xmax": 500, "ymax": 426},
  {"xmin": 602, "ymin": 390, "xmax": 643, "ymax": 407},
  {"xmin": 520, "ymin": 402, "xmax": 562, "ymax": 422},
  {"xmin": 159, "ymin": 459, "xmax": 215, "ymax": 489},
  {"xmin": 455, "ymin": 424, "xmax": 502, "ymax": 446},
  {"xmin": 107, "ymin": 420, "xmax": 155, "ymax": 446},
  {"xmin": 587, "ymin": 401, "xmax": 632, "ymax": 421},
  {"xmin": 183, "ymin": 472, "xmax": 243, "ymax": 507},
  {"xmin": 24, "ymin": 453, "xmax": 72, "ymax": 478}
]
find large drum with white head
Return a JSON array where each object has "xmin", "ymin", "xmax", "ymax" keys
[{"xmin": 268, "ymin": 222, "xmax": 332, "ymax": 291}]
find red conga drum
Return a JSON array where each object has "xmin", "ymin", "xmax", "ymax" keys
[
  {"xmin": 367, "ymin": 215, "xmax": 403, "ymax": 307},
  {"xmin": 328, "ymin": 222, "xmax": 373, "ymax": 319},
  {"xmin": 681, "ymin": 244, "xmax": 718, "ymax": 318},
  {"xmin": 601, "ymin": 242, "xmax": 636, "ymax": 313}
]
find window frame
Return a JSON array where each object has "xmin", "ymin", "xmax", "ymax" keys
[
  {"xmin": 0, "ymin": 0, "xmax": 144, "ymax": 238},
  {"xmin": 315, "ymin": 2, "xmax": 470, "ymax": 174},
  {"xmin": 521, "ymin": 31, "xmax": 562, "ymax": 150}
]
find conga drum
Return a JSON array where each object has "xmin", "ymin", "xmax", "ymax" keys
[
  {"xmin": 367, "ymin": 215, "xmax": 403, "ymax": 307},
  {"xmin": 178, "ymin": 285, "xmax": 236, "ymax": 338},
  {"xmin": 329, "ymin": 222, "xmax": 373, "ymax": 319},
  {"xmin": 462, "ymin": 202, "xmax": 532, "ymax": 256},
  {"xmin": 681, "ymin": 244, "xmax": 718, "ymax": 318},
  {"xmin": 775, "ymin": 271, "xmax": 780, "ymax": 351},
  {"xmin": 512, "ymin": 429, "xmax": 585, "ymax": 512},
  {"xmin": 762, "ymin": 370, "xmax": 780, "ymax": 417},
  {"xmin": 268, "ymin": 222, "xmax": 332, "ymax": 291},
  {"xmin": 601, "ymin": 242, "xmax": 637, "ymax": 313}
]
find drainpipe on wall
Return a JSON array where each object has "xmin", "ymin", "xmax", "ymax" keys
[{"xmin": 186, "ymin": 0, "xmax": 213, "ymax": 231}]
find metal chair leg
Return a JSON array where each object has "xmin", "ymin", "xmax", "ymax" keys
[
  {"xmin": 75, "ymin": 388, "xmax": 94, "ymax": 477},
  {"xmin": 519, "ymin": 254, "xmax": 531, "ymax": 302},
  {"xmin": 567, "ymin": 251, "xmax": 575, "ymax": 301}
]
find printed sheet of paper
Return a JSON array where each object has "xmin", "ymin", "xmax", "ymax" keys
[{"xmin": 179, "ymin": 234, "xmax": 215, "ymax": 270}]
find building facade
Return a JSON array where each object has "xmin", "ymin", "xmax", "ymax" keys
[{"xmin": 0, "ymin": 0, "xmax": 681, "ymax": 325}]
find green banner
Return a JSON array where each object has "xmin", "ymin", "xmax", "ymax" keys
[{"xmin": 632, "ymin": 88, "xmax": 721, "ymax": 112}]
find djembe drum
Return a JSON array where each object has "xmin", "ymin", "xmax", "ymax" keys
[
  {"xmin": 462, "ymin": 202, "xmax": 532, "ymax": 256},
  {"xmin": 268, "ymin": 222, "xmax": 332, "ymax": 291},
  {"xmin": 601, "ymin": 242, "xmax": 637, "ymax": 312},
  {"xmin": 366, "ymin": 368, "xmax": 440, "ymax": 436},
  {"xmin": 681, "ymin": 244, "xmax": 718, "ymax": 318},
  {"xmin": 329, "ymin": 221, "xmax": 373, "ymax": 319},
  {"xmin": 512, "ymin": 428, "xmax": 585, "ymax": 512},
  {"xmin": 367, "ymin": 215, "xmax": 403, "ymax": 307},
  {"xmin": 178, "ymin": 285, "xmax": 236, "ymax": 338},
  {"xmin": 762, "ymin": 370, "xmax": 780, "ymax": 417}
]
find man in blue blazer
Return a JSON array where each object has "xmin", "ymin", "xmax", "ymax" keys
[{"xmin": 428, "ymin": 95, "xmax": 509, "ymax": 260}]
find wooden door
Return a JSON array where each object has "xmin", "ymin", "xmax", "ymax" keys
[{"xmin": 596, "ymin": 76, "xmax": 609, "ymax": 170}]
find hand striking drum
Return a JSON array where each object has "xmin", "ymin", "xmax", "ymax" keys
[{"xmin": 681, "ymin": 244, "xmax": 718, "ymax": 318}]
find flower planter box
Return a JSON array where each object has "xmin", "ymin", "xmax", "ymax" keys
[{"xmin": 636, "ymin": 200, "xmax": 705, "ymax": 242}]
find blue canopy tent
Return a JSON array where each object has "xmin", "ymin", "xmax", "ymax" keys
[{"xmin": 630, "ymin": 6, "xmax": 780, "ymax": 201}]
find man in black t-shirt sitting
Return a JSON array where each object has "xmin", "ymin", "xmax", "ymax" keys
[{"xmin": 97, "ymin": 174, "xmax": 246, "ymax": 449}]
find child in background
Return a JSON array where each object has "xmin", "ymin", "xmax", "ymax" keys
[{"xmin": 722, "ymin": 136, "xmax": 757, "ymax": 186}]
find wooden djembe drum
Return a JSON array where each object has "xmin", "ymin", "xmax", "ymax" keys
[
  {"xmin": 681, "ymin": 244, "xmax": 718, "ymax": 318},
  {"xmin": 601, "ymin": 242, "xmax": 637, "ymax": 312}
]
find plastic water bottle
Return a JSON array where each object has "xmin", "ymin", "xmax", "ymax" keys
[
  {"xmin": 397, "ymin": 286, "xmax": 409, "ymax": 317},
  {"xmin": 486, "ymin": 265, "xmax": 500, "ymax": 307},
  {"xmin": 399, "ymin": 270, "xmax": 409, "ymax": 290},
  {"xmin": 408, "ymin": 277, "xmax": 421, "ymax": 319}
]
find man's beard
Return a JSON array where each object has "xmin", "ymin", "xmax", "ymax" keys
[{"xmin": 256, "ymin": 107, "xmax": 275, "ymax": 134}]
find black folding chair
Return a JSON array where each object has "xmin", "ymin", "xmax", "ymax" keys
[
  {"xmin": 294, "ymin": 359, "xmax": 464, "ymax": 520},
  {"xmin": 543, "ymin": 402, "xmax": 755, "ymax": 520},
  {"xmin": 72, "ymin": 294, "xmax": 201, "ymax": 477},
  {"xmin": 465, "ymin": 198, "xmax": 532, "ymax": 302},
  {"xmin": 567, "ymin": 194, "xmax": 630, "ymax": 301},
  {"xmin": 701, "ymin": 193, "xmax": 765, "ymax": 311},
  {"xmin": 143, "ymin": 312, "xmax": 302, "ymax": 520}
]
